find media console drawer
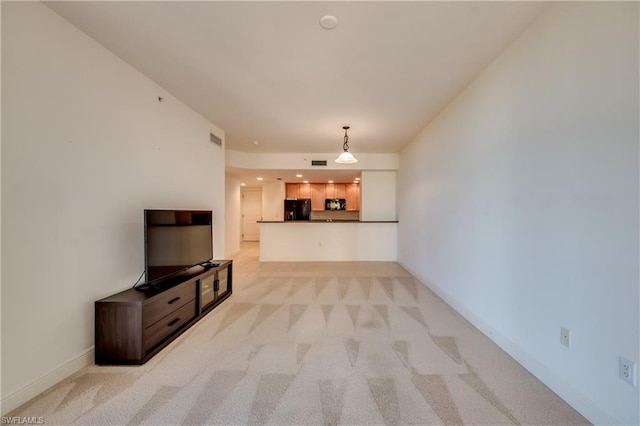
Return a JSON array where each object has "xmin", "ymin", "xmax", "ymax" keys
[
  {"xmin": 144, "ymin": 280, "xmax": 196, "ymax": 328},
  {"xmin": 144, "ymin": 301, "xmax": 197, "ymax": 351}
]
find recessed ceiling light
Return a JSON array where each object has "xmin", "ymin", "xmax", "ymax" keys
[
  {"xmin": 296, "ymin": 174, "xmax": 303, "ymax": 178},
  {"xmin": 240, "ymin": 183, "xmax": 246, "ymax": 186},
  {"xmin": 319, "ymin": 15, "xmax": 338, "ymax": 30},
  {"xmin": 355, "ymin": 177, "xmax": 361, "ymax": 181},
  {"xmin": 303, "ymin": 180, "xmax": 309, "ymax": 184},
  {"xmin": 257, "ymin": 177, "xmax": 263, "ymax": 181},
  {"xmin": 328, "ymin": 180, "xmax": 334, "ymax": 184},
  {"xmin": 353, "ymin": 180, "xmax": 359, "ymax": 184},
  {"xmin": 253, "ymin": 140, "xmax": 259, "ymax": 145}
]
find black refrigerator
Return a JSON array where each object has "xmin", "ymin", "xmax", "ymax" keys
[{"xmin": 284, "ymin": 199, "xmax": 311, "ymax": 221}]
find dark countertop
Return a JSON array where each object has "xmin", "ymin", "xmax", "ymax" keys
[{"xmin": 257, "ymin": 220, "xmax": 399, "ymax": 223}]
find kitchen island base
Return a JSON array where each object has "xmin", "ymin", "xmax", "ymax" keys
[{"xmin": 258, "ymin": 221, "xmax": 398, "ymax": 262}]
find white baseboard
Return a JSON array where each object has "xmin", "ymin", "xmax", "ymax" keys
[
  {"xmin": 398, "ymin": 261, "xmax": 619, "ymax": 426},
  {"xmin": 1, "ymin": 347, "xmax": 94, "ymax": 415}
]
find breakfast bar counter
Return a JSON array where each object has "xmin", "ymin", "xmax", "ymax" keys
[{"xmin": 257, "ymin": 220, "xmax": 398, "ymax": 262}]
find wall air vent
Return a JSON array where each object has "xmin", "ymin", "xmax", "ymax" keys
[
  {"xmin": 210, "ymin": 132, "xmax": 222, "ymax": 147},
  {"xmin": 311, "ymin": 160, "xmax": 328, "ymax": 166}
]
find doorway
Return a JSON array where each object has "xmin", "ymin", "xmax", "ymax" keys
[{"xmin": 241, "ymin": 187, "xmax": 262, "ymax": 241}]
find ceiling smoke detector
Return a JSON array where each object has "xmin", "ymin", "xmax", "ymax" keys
[{"xmin": 320, "ymin": 15, "xmax": 338, "ymax": 30}]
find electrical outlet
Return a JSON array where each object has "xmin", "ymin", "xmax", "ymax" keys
[
  {"xmin": 619, "ymin": 356, "xmax": 637, "ymax": 386},
  {"xmin": 560, "ymin": 327, "xmax": 571, "ymax": 348}
]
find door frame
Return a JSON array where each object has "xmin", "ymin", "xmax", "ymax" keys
[{"xmin": 241, "ymin": 187, "xmax": 262, "ymax": 241}]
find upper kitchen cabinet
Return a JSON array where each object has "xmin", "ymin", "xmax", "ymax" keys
[
  {"xmin": 311, "ymin": 183, "xmax": 326, "ymax": 211},
  {"xmin": 326, "ymin": 183, "xmax": 347, "ymax": 199},
  {"xmin": 346, "ymin": 183, "xmax": 360, "ymax": 211},
  {"xmin": 286, "ymin": 183, "xmax": 299, "ymax": 199},
  {"xmin": 286, "ymin": 183, "xmax": 311, "ymax": 199},
  {"xmin": 325, "ymin": 183, "xmax": 335, "ymax": 199},
  {"xmin": 299, "ymin": 183, "xmax": 311, "ymax": 199},
  {"xmin": 286, "ymin": 182, "xmax": 359, "ymax": 211}
]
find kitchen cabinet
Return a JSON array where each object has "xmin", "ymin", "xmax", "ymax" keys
[
  {"xmin": 286, "ymin": 183, "xmax": 311, "ymax": 199},
  {"xmin": 325, "ymin": 183, "xmax": 345, "ymax": 199},
  {"xmin": 286, "ymin": 183, "xmax": 299, "ymax": 199},
  {"xmin": 311, "ymin": 183, "xmax": 326, "ymax": 211},
  {"xmin": 334, "ymin": 183, "xmax": 346, "ymax": 199},
  {"xmin": 325, "ymin": 183, "xmax": 335, "ymax": 199},
  {"xmin": 299, "ymin": 183, "xmax": 311, "ymax": 199},
  {"xmin": 346, "ymin": 183, "xmax": 360, "ymax": 211},
  {"xmin": 286, "ymin": 182, "xmax": 358, "ymax": 211}
]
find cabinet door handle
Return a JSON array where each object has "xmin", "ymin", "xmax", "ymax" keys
[
  {"xmin": 167, "ymin": 318, "xmax": 180, "ymax": 327},
  {"xmin": 168, "ymin": 297, "xmax": 181, "ymax": 305},
  {"xmin": 214, "ymin": 279, "xmax": 219, "ymax": 292}
]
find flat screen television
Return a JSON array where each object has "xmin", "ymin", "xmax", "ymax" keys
[{"xmin": 144, "ymin": 209, "xmax": 213, "ymax": 285}]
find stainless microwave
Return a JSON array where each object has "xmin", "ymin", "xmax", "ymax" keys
[{"xmin": 325, "ymin": 198, "xmax": 346, "ymax": 211}]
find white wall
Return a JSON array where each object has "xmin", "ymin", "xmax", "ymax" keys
[
  {"xmin": 1, "ymin": 2, "xmax": 226, "ymax": 413},
  {"xmin": 261, "ymin": 182, "xmax": 285, "ymax": 222},
  {"xmin": 397, "ymin": 3, "xmax": 638, "ymax": 425},
  {"xmin": 361, "ymin": 171, "xmax": 397, "ymax": 221},
  {"xmin": 226, "ymin": 150, "xmax": 398, "ymax": 172},
  {"xmin": 225, "ymin": 173, "xmax": 241, "ymax": 257}
]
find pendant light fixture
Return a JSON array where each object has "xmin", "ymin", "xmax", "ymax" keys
[{"xmin": 335, "ymin": 125, "xmax": 358, "ymax": 164}]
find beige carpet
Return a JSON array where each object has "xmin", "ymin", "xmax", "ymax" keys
[{"xmin": 10, "ymin": 243, "xmax": 588, "ymax": 425}]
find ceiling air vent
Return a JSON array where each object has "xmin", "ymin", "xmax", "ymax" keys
[
  {"xmin": 210, "ymin": 132, "xmax": 222, "ymax": 147},
  {"xmin": 311, "ymin": 160, "xmax": 327, "ymax": 166}
]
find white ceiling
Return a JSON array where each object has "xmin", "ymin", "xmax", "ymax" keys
[{"xmin": 46, "ymin": 1, "xmax": 546, "ymax": 183}]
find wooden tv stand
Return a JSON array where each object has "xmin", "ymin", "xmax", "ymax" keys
[{"xmin": 94, "ymin": 260, "xmax": 232, "ymax": 365}]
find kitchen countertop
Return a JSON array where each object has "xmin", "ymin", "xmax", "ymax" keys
[{"xmin": 257, "ymin": 220, "xmax": 399, "ymax": 223}]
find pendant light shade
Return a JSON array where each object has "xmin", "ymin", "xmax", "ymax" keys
[
  {"xmin": 335, "ymin": 126, "xmax": 358, "ymax": 164},
  {"xmin": 335, "ymin": 151, "xmax": 357, "ymax": 164}
]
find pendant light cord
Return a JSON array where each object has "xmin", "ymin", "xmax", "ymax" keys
[{"xmin": 343, "ymin": 126, "xmax": 350, "ymax": 152}]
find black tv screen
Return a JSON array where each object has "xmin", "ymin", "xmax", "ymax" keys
[{"xmin": 144, "ymin": 209, "xmax": 213, "ymax": 284}]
